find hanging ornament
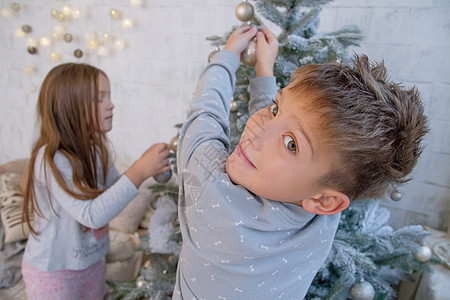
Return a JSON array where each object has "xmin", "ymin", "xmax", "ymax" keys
[
  {"xmin": 242, "ymin": 38, "xmax": 256, "ymax": 66},
  {"xmin": 52, "ymin": 24, "xmax": 66, "ymax": 40},
  {"xmin": 51, "ymin": 9, "xmax": 59, "ymax": 19},
  {"xmin": 350, "ymin": 280, "xmax": 375, "ymax": 300},
  {"xmin": 21, "ymin": 25, "xmax": 32, "ymax": 34},
  {"xmin": 97, "ymin": 46, "xmax": 110, "ymax": 57},
  {"xmin": 64, "ymin": 33, "xmax": 73, "ymax": 42},
  {"xmin": 62, "ymin": 5, "xmax": 72, "ymax": 17},
  {"xmin": 153, "ymin": 169, "xmax": 172, "ymax": 184},
  {"xmin": 413, "ymin": 244, "xmax": 432, "ymax": 262},
  {"xmin": 390, "ymin": 189, "xmax": 402, "ymax": 201},
  {"xmin": 26, "ymin": 38, "xmax": 38, "ymax": 48},
  {"xmin": 29, "ymin": 85, "xmax": 38, "ymax": 93},
  {"xmin": 170, "ymin": 135, "xmax": 179, "ymax": 153},
  {"xmin": 121, "ymin": 18, "xmax": 134, "ymax": 29},
  {"xmin": 235, "ymin": 1, "xmax": 254, "ymax": 22},
  {"xmin": 40, "ymin": 37, "xmax": 52, "ymax": 46},
  {"xmin": 72, "ymin": 8, "xmax": 81, "ymax": 19},
  {"xmin": 10, "ymin": 2, "xmax": 21, "ymax": 12},
  {"xmin": 230, "ymin": 100, "xmax": 239, "ymax": 112},
  {"xmin": 143, "ymin": 260, "xmax": 151, "ymax": 268},
  {"xmin": 130, "ymin": 0, "xmax": 144, "ymax": 7},
  {"xmin": 135, "ymin": 276, "xmax": 146, "ymax": 288},
  {"xmin": 27, "ymin": 46, "xmax": 37, "ymax": 55},
  {"xmin": 101, "ymin": 32, "xmax": 112, "ymax": 43},
  {"xmin": 24, "ymin": 65, "xmax": 36, "ymax": 74},
  {"xmin": 74, "ymin": 49, "xmax": 83, "ymax": 58},
  {"xmin": 1, "ymin": 8, "xmax": 12, "ymax": 18},
  {"xmin": 14, "ymin": 28, "xmax": 26, "ymax": 38},
  {"xmin": 88, "ymin": 39, "xmax": 99, "ymax": 50},
  {"xmin": 50, "ymin": 52, "xmax": 62, "ymax": 62},
  {"xmin": 110, "ymin": 9, "xmax": 122, "ymax": 20},
  {"xmin": 114, "ymin": 38, "xmax": 127, "ymax": 50},
  {"xmin": 208, "ymin": 47, "xmax": 220, "ymax": 62}
]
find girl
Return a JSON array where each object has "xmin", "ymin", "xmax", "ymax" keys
[{"xmin": 21, "ymin": 63, "xmax": 170, "ymax": 299}]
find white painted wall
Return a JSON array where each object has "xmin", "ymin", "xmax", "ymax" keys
[{"xmin": 1, "ymin": 0, "xmax": 449, "ymax": 231}]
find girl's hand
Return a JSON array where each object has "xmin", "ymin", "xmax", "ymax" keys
[
  {"xmin": 254, "ymin": 26, "xmax": 279, "ymax": 77},
  {"xmin": 224, "ymin": 26, "xmax": 258, "ymax": 59},
  {"xmin": 126, "ymin": 143, "xmax": 170, "ymax": 188}
]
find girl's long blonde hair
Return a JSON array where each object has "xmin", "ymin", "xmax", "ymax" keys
[{"xmin": 22, "ymin": 63, "xmax": 110, "ymax": 237}]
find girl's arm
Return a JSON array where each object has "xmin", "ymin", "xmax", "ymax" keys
[{"xmin": 38, "ymin": 150, "xmax": 138, "ymax": 229}]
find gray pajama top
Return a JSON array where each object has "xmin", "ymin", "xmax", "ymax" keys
[{"xmin": 173, "ymin": 50, "xmax": 340, "ymax": 299}]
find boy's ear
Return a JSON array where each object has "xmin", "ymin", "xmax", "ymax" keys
[{"xmin": 301, "ymin": 190, "xmax": 350, "ymax": 215}]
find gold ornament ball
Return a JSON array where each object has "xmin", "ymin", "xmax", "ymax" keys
[
  {"xmin": 64, "ymin": 33, "xmax": 73, "ymax": 42},
  {"xmin": 208, "ymin": 48, "xmax": 220, "ymax": 62},
  {"xmin": 235, "ymin": 1, "xmax": 254, "ymax": 22},
  {"xmin": 170, "ymin": 135, "xmax": 179, "ymax": 152},
  {"xmin": 10, "ymin": 2, "xmax": 21, "ymax": 12},
  {"xmin": 21, "ymin": 25, "xmax": 32, "ymax": 34},
  {"xmin": 230, "ymin": 100, "xmax": 239, "ymax": 112},
  {"xmin": 74, "ymin": 49, "xmax": 83, "ymax": 58},
  {"xmin": 51, "ymin": 9, "xmax": 58, "ymax": 19},
  {"xmin": 24, "ymin": 65, "xmax": 35, "ymax": 74},
  {"xmin": 143, "ymin": 260, "xmax": 151, "ymax": 268},
  {"xmin": 242, "ymin": 38, "xmax": 256, "ymax": 66},
  {"xmin": 110, "ymin": 9, "xmax": 122, "ymax": 20},
  {"xmin": 27, "ymin": 46, "xmax": 37, "ymax": 55},
  {"xmin": 413, "ymin": 245, "xmax": 432, "ymax": 262}
]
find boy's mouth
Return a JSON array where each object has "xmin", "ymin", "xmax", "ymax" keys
[{"xmin": 236, "ymin": 143, "xmax": 256, "ymax": 168}]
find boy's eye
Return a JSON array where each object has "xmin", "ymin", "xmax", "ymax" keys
[
  {"xmin": 284, "ymin": 136, "xmax": 296, "ymax": 152},
  {"xmin": 270, "ymin": 103, "xmax": 278, "ymax": 116}
]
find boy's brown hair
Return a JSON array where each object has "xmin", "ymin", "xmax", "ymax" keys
[{"xmin": 288, "ymin": 55, "xmax": 429, "ymax": 201}]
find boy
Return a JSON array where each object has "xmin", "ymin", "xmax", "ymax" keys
[{"xmin": 173, "ymin": 27, "xmax": 428, "ymax": 299}]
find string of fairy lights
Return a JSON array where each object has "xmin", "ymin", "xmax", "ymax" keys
[{"xmin": 1, "ymin": 0, "xmax": 145, "ymax": 92}]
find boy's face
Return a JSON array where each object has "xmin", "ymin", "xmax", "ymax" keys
[{"xmin": 226, "ymin": 88, "xmax": 335, "ymax": 205}]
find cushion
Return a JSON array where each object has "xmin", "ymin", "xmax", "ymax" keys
[
  {"xmin": 0, "ymin": 159, "xmax": 28, "ymax": 175},
  {"xmin": 106, "ymin": 230, "xmax": 135, "ymax": 262},
  {"xmin": 109, "ymin": 184, "xmax": 152, "ymax": 234},
  {"xmin": 105, "ymin": 231, "xmax": 144, "ymax": 282},
  {"xmin": 0, "ymin": 173, "xmax": 31, "ymax": 243}
]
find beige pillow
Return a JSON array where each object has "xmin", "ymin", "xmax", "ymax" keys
[
  {"xmin": 109, "ymin": 188, "xmax": 152, "ymax": 233},
  {"xmin": 0, "ymin": 159, "xmax": 28, "ymax": 175},
  {"xmin": 0, "ymin": 173, "xmax": 31, "ymax": 243}
]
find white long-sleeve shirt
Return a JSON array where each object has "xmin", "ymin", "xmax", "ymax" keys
[{"xmin": 24, "ymin": 146, "xmax": 138, "ymax": 271}]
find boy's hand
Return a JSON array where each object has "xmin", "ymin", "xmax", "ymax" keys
[
  {"xmin": 224, "ymin": 26, "xmax": 258, "ymax": 59},
  {"xmin": 255, "ymin": 26, "xmax": 279, "ymax": 77}
]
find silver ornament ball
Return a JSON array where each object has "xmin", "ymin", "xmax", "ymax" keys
[
  {"xmin": 390, "ymin": 190, "xmax": 402, "ymax": 201},
  {"xmin": 413, "ymin": 245, "xmax": 432, "ymax": 262},
  {"xmin": 242, "ymin": 38, "xmax": 256, "ymax": 66},
  {"xmin": 154, "ymin": 169, "xmax": 172, "ymax": 184},
  {"xmin": 64, "ymin": 33, "xmax": 73, "ymax": 42},
  {"xmin": 235, "ymin": 1, "xmax": 254, "ymax": 22},
  {"xmin": 351, "ymin": 280, "xmax": 375, "ymax": 300},
  {"xmin": 135, "ymin": 276, "xmax": 146, "ymax": 288}
]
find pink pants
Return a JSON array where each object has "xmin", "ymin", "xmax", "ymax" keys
[{"xmin": 22, "ymin": 258, "xmax": 105, "ymax": 300}]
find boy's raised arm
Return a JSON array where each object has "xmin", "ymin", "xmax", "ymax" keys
[
  {"xmin": 249, "ymin": 26, "xmax": 279, "ymax": 115},
  {"xmin": 177, "ymin": 27, "xmax": 257, "ymax": 171}
]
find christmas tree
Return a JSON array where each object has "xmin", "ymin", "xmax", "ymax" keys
[{"xmin": 108, "ymin": 1, "xmax": 433, "ymax": 299}]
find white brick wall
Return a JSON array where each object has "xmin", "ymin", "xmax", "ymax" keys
[{"xmin": 1, "ymin": 0, "xmax": 448, "ymax": 231}]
